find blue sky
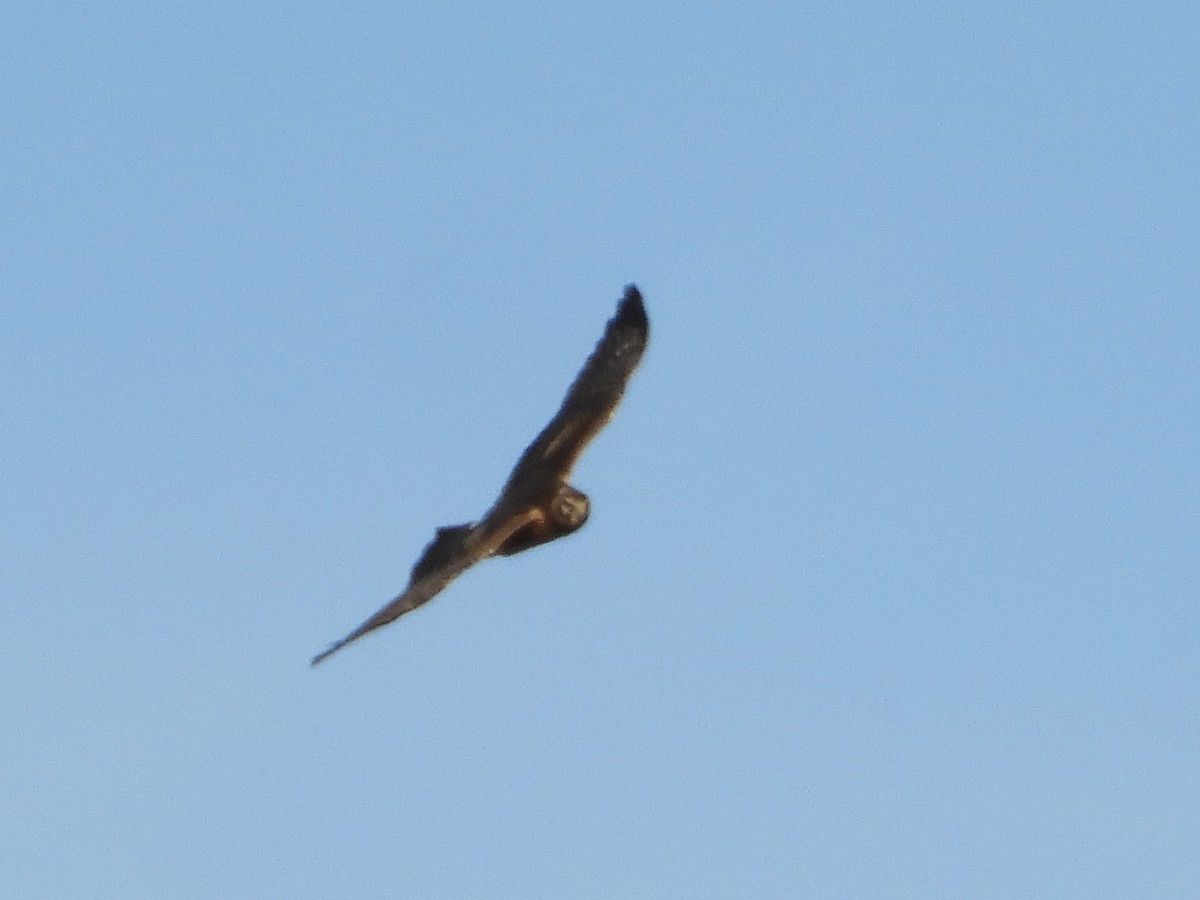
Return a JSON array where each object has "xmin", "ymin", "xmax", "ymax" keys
[{"xmin": 4, "ymin": 3, "xmax": 1198, "ymax": 897}]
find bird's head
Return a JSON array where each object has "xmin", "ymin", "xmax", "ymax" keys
[{"xmin": 550, "ymin": 484, "xmax": 590, "ymax": 532}]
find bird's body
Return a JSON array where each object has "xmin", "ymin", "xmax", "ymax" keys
[{"xmin": 311, "ymin": 285, "xmax": 648, "ymax": 666}]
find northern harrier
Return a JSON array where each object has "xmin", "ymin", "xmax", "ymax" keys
[{"xmin": 311, "ymin": 285, "xmax": 648, "ymax": 665}]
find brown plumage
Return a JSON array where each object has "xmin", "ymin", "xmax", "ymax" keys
[{"xmin": 311, "ymin": 285, "xmax": 648, "ymax": 666}]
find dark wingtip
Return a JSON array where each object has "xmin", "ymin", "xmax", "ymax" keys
[
  {"xmin": 617, "ymin": 284, "xmax": 648, "ymax": 334},
  {"xmin": 310, "ymin": 641, "xmax": 342, "ymax": 667}
]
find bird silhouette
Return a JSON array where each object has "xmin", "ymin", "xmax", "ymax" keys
[{"xmin": 311, "ymin": 285, "xmax": 648, "ymax": 666}]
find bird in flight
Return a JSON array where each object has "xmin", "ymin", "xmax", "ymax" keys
[{"xmin": 311, "ymin": 285, "xmax": 648, "ymax": 666}]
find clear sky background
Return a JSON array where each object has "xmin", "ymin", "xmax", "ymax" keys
[{"xmin": 4, "ymin": 3, "xmax": 1198, "ymax": 897}]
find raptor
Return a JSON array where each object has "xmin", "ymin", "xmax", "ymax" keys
[{"xmin": 311, "ymin": 285, "xmax": 648, "ymax": 666}]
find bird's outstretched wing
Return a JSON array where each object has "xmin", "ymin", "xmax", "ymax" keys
[
  {"xmin": 511, "ymin": 284, "xmax": 648, "ymax": 481},
  {"xmin": 310, "ymin": 511, "xmax": 538, "ymax": 666}
]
